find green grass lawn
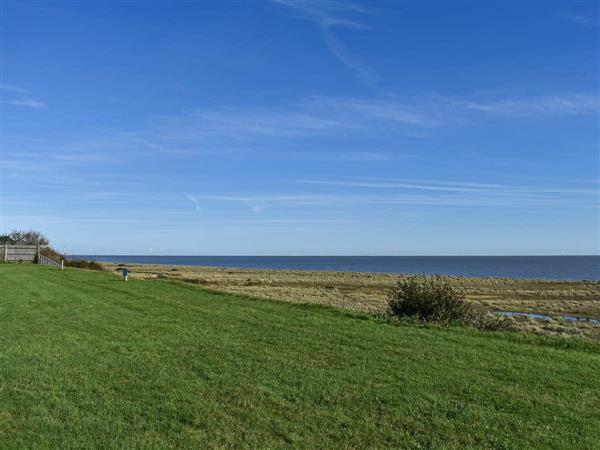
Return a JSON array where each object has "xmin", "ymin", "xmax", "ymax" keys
[{"xmin": 1, "ymin": 265, "xmax": 599, "ymax": 449}]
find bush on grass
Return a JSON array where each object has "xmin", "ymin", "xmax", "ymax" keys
[
  {"xmin": 388, "ymin": 276, "xmax": 471, "ymax": 322},
  {"xmin": 64, "ymin": 259, "xmax": 105, "ymax": 271},
  {"xmin": 387, "ymin": 276, "xmax": 514, "ymax": 331}
]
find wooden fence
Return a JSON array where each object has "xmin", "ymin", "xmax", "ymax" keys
[
  {"xmin": 39, "ymin": 253, "xmax": 60, "ymax": 267},
  {"xmin": 1, "ymin": 244, "xmax": 63, "ymax": 268},
  {"xmin": 1, "ymin": 244, "xmax": 39, "ymax": 262}
]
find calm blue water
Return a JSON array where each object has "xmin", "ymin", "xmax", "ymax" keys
[
  {"xmin": 73, "ymin": 255, "xmax": 600, "ymax": 281},
  {"xmin": 499, "ymin": 311, "xmax": 599, "ymax": 324}
]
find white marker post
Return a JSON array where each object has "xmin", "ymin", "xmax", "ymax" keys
[{"xmin": 61, "ymin": 259, "xmax": 64, "ymax": 271}]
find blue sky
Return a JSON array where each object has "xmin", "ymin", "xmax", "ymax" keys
[{"xmin": 1, "ymin": 1, "xmax": 599, "ymax": 255}]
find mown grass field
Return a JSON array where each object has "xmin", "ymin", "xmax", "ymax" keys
[{"xmin": 1, "ymin": 264, "xmax": 599, "ymax": 449}]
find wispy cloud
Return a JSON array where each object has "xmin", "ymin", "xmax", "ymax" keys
[
  {"xmin": 156, "ymin": 92, "xmax": 596, "ymax": 148},
  {"xmin": 159, "ymin": 106, "xmax": 350, "ymax": 140},
  {"xmin": 49, "ymin": 152, "xmax": 113, "ymax": 162},
  {"xmin": 251, "ymin": 204, "xmax": 270, "ymax": 214},
  {"xmin": 300, "ymin": 179, "xmax": 495, "ymax": 193},
  {"xmin": 6, "ymin": 97, "xmax": 46, "ymax": 109},
  {"xmin": 185, "ymin": 193, "xmax": 201, "ymax": 211},
  {"xmin": 156, "ymin": 96, "xmax": 438, "ymax": 146},
  {"xmin": 560, "ymin": 10, "xmax": 598, "ymax": 27},
  {"xmin": 300, "ymin": 177, "xmax": 599, "ymax": 196},
  {"xmin": 460, "ymin": 94, "xmax": 599, "ymax": 118},
  {"xmin": 3, "ymin": 150, "xmax": 112, "ymax": 164},
  {"xmin": 2, "ymin": 214, "xmax": 150, "ymax": 225},
  {"xmin": 0, "ymin": 84, "xmax": 30, "ymax": 94},
  {"xmin": 330, "ymin": 151, "xmax": 390, "ymax": 162},
  {"xmin": 179, "ymin": 192, "xmax": 596, "ymax": 211},
  {"xmin": 1, "ymin": 84, "xmax": 46, "ymax": 108},
  {"xmin": 309, "ymin": 97, "xmax": 440, "ymax": 127},
  {"xmin": 272, "ymin": 0, "xmax": 379, "ymax": 85},
  {"xmin": 3, "ymin": 90, "xmax": 596, "ymax": 187}
]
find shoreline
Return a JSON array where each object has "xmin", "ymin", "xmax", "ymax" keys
[
  {"xmin": 77, "ymin": 255, "xmax": 600, "ymax": 282},
  {"xmin": 101, "ymin": 261, "xmax": 600, "ymax": 283}
]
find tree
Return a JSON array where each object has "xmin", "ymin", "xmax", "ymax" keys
[
  {"xmin": 7, "ymin": 230, "xmax": 50, "ymax": 246},
  {"xmin": 0, "ymin": 234, "xmax": 16, "ymax": 245}
]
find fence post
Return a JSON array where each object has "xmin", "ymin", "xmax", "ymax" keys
[
  {"xmin": 36, "ymin": 245, "xmax": 40, "ymax": 264},
  {"xmin": 61, "ymin": 259, "xmax": 64, "ymax": 271},
  {"xmin": 3, "ymin": 243, "xmax": 6, "ymax": 262}
]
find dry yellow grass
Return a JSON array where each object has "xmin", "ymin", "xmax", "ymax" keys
[{"xmin": 104, "ymin": 263, "xmax": 600, "ymax": 338}]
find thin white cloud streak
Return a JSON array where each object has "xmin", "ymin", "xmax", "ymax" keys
[
  {"xmin": 320, "ymin": 26, "xmax": 379, "ymax": 85},
  {"xmin": 308, "ymin": 97, "xmax": 440, "ymax": 127},
  {"xmin": 4, "ymin": 151, "xmax": 112, "ymax": 167},
  {"xmin": 51, "ymin": 154, "xmax": 112, "ymax": 162},
  {"xmin": 0, "ymin": 84, "xmax": 30, "ymax": 94},
  {"xmin": 2, "ymin": 215, "xmax": 150, "ymax": 225},
  {"xmin": 460, "ymin": 94, "xmax": 600, "ymax": 118},
  {"xmin": 157, "ymin": 96, "xmax": 438, "ymax": 144},
  {"xmin": 354, "ymin": 177, "xmax": 507, "ymax": 189},
  {"xmin": 301, "ymin": 179, "xmax": 496, "ymax": 193},
  {"xmin": 3, "ymin": 91, "xmax": 597, "ymax": 185},
  {"xmin": 272, "ymin": 0, "xmax": 379, "ymax": 85},
  {"xmin": 320, "ymin": 151, "xmax": 390, "ymax": 162},
  {"xmin": 185, "ymin": 193, "xmax": 201, "ymax": 211},
  {"xmin": 159, "ymin": 106, "xmax": 353, "ymax": 140},
  {"xmin": 6, "ymin": 91, "xmax": 594, "ymax": 165},
  {"xmin": 560, "ymin": 10, "xmax": 598, "ymax": 27},
  {"xmin": 3, "ymin": 213, "xmax": 363, "ymax": 228},
  {"xmin": 251, "ymin": 204, "xmax": 270, "ymax": 213},
  {"xmin": 1, "ymin": 84, "xmax": 46, "ymax": 108},
  {"xmin": 300, "ymin": 178, "xmax": 599, "ymax": 196},
  {"xmin": 183, "ymin": 186, "xmax": 598, "ymax": 210},
  {"xmin": 6, "ymin": 175, "xmax": 596, "ymax": 230},
  {"xmin": 8, "ymin": 190, "xmax": 596, "ymax": 211},
  {"xmin": 6, "ymin": 97, "xmax": 46, "ymax": 109},
  {"xmin": 155, "ymin": 93, "xmax": 595, "ymax": 147}
]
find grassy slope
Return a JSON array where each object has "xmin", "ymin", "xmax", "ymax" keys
[{"xmin": 1, "ymin": 265, "xmax": 599, "ymax": 449}]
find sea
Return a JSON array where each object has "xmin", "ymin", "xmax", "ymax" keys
[{"xmin": 73, "ymin": 255, "xmax": 600, "ymax": 281}]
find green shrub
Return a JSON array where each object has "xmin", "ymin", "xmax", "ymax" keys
[
  {"xmin": 40, "ymin": 246, "xmax": 64, "ymax": 262},
  {"xmin": 387, "ymin": 276, "xmax": 515, "ymax": 331},
  {"xmin": 388, "ymin": 276, "xmax": 471, "ymax": 323},
  {"xmin": 64, "ymin": 259, "xmax": 104, "ymax": 271}
]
